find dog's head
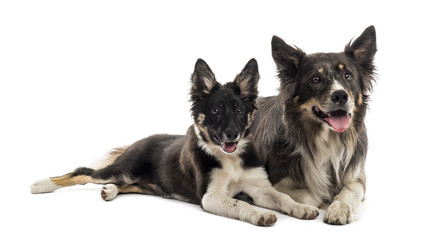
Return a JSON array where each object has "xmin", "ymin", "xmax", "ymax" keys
[
  {"xmin": 272, "ymin": 26, "xmax": 377, "ymax": 132},
  {"xmin": 190, "ymin": 58, "xmax": 259, "ymax": 154}
]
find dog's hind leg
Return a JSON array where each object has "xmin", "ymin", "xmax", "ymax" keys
[
  {"xmin": 31, "ymin": 147, "xmax": 128, "ymax": 194},
  {"xmin": 31, "ymin": 167, "xmax": 118, "ymax": 194},
  {"xmin": 31, "ymin": 161, "xmax": 138, "ymax": 195},
  {"xmin": 101, "ymin": 183, "xmax": 158, "ymax": 201}
]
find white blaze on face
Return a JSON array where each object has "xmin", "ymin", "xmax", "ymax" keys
[
  {"xmin": 331, "ymin": 80, "xmax": 345, "ymax": 93},
  {"xmin": 323, "ymin": 80, "xmax": 354, "ymax": 133}
]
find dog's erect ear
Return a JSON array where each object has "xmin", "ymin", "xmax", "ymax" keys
[
  {"xmin": 344, "ymin": 25, "xmax": 377, "ymax": 70},
  {"xmin": 271, "ymin": 35, "xmax": 306, "ymax": 76},
  {"xmin": 233, "ymin": 58, "xmax": 259, "ymax": 105},
  {"xmin": 191, "ymin": 59, "xmax": 218, "ymax": 102},
  {"xmin": 345, "ymin": 26, "xmax": 377, "ymax": 95},
  {"xmin": 272, "ymin": 36, "xmax": 305, "ymax": 104}
]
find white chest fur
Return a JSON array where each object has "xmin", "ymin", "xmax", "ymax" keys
[
  {"xmin": 194, "ymin": 124, "xmax": 271, "ymax": 197},
  {"xmin": 303, "ymin": 125, "xmax": 354, "ymax": 202},
  {"xmin": 199, "ymin": 140, "xmax": 271, "ymax": 197}
]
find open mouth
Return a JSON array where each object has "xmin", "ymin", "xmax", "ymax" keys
[
  {"xmin": 221, "ymin": 141, "xmax": 238, "ymax": 153},
  {"xmin": 312, "ymin": 107, "xmax": 352, "ymax": 132}
]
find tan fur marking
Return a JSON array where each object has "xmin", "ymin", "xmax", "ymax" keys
[
  {"xmin": 202, "ymin": 77, "xmax": 215, "ymax": 94},
  {"xmin": 242, "ymin": 112, "xmax": 252, "ymax": 135},
  {"xmin": 195, "ymin": 113, "xmax": 211, "ymax": 142},
  {"xmin": 299, "ymin": 98, "xmax": 320, "ymax": 121},
  {"xmin": 194, "ymin": 113, "xmax": 213, "ymax": 144},
  {"xmin": 338, "ymin": 64, "xmax": 344, "ymax": 70},
  {"xmin": 195, "ymin": 124, "xmax": 212, "ymax": 143},
  {"xmin": 357, "ymin": 93, "xmax": 363, "ymax": 106},
  {"xmin": 318, "ymin": 68, "xmax": 324, "ymax": 73},
  {"xmin": 197, "ymin": 113, "xmax": 205, "ymax": 125},
  {"xmin": 296, "ymin": 97, "xmax": 322, "ymax": 126},
  {"xmin": 118, "ymin": 185, "xmax": 155, "ymax": 195},
  {"xmin": 293, "ymin": 95, "xmax": 300, "ymax": 103},
  {"xmin": 50, "ymin": 174, "xmax": 109, "ymax": 187},
  {"xmin": 236, "ymin": 74, "xmax": 258, "ymax": 99},
  {"xmin": 300, "ymin": 97, "xmax": 319, "ymax": 112},
  {"xmin": 346, "ymin": 89, "xmax": 355, "ymax": 112}
]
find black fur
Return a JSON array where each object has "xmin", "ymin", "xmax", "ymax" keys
[{"xmin": 57, "ymin": 58, "xmax": 260, "ymax": 204}]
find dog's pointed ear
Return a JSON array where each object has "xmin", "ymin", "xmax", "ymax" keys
[
  {"xmin": 345, "ymin": 26, "xmax": 377, "ymax": 95},
  {"xmin": 344, "ymin": 25, "xmax": 377, "ymax": 70},
  {"xmin": 234, "ymin": 58, "xmax": 259, "ymax": 105},
  {"xmin": 191, "ymin": 59, "xmax": 218, "ymax": 102},
  {"xmin": 271, "ymin": 35, "xmax": 306, "ymax": 76}
]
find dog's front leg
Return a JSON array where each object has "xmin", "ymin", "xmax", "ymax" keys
[
  {"xmin": 240, "ymin": 168, "xmax": 319, "ymax": 220},
  {"xmin": 201, "ymin": 169, "xmax": 276, "ymax": 226},
  {"xmin": 202, "ymin": 193, "xmax": 277, "ymax": 226},
  {"xmin": 248, "ymin": 186, "xmax": 319, "ymax": 220},
  {"xmin": 324, "ymin": 181, "xmax": 365, "ymax": 225}
]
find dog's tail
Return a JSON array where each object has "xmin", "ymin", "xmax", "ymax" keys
[
  {"xmin": 30, "ymin": 147, "xmax": 128, "ymax": 194},
  {"xmin": 90, "ymin": 147, "xmax": 127, "ymax": 170}
]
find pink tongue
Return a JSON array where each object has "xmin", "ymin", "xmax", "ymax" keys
[
  {"xmin": 327, "ymin": 114, "xmax": 351, "ymax": 132},
  {"xmin": 222, "ymin": 142, "xmax": 237, "ymax": 153}
]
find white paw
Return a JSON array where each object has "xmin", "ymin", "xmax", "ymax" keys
[
  {"xmin": 324, "ymin": 201, "xmax": 353, "ymax": 225},
  {"xmin": 252, "ymin": 212, "xmax": 277, "ymax": 226},
  {"xmin": 31, "ymin": 178, "xmax": 61, "ymax": 194},
  {"xmin": 288, "ymin": 203, "xmax": 319, "ymax": 220},
  {"xmin": 101, "ymin": 184, "xmax": 118, "ymax": 201}
]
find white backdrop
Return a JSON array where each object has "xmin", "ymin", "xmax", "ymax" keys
[{"xmin": 1, "ymin": 1, "xmax": 437, "ymax": 239}]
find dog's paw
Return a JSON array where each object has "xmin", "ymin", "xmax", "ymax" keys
[
  {"xmin": 31, "ymin": 178, "xmax": 60, "ymax": 194},
  {"xmin": 253, "ymin": 212, "xmax": 277, "ymax": 226},
  {"xmin": 288, "ymin": 203, "xmax": 319, "ymax": 220},
  {"xmin": 101, "ymin": 184, "xmax": 118, "ymax": 201},
  {"xmin": 324, "ymin": 201, "xmax": 352, "ymax": 225}
]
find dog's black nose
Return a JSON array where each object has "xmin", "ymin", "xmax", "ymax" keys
[
  {"xmin": 331, "ymin": 90, "xmax": 349, "ymax": 105},
  {"xmin": 224, "ymin": 130, "xmax": 239, "ymax": 142}
]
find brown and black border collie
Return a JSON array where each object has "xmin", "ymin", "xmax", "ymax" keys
[
  {"xmin": 31, "ymin": 58, "xmax": 318, "ymax": 226},
  {"xmin": 251, "ymin": 26, "xmax": 377, "ymax": 225}
]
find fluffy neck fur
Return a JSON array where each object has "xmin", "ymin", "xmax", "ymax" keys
[{"xmin": 283, "ymin": 107, "xmax": 359, "ymax": 203}]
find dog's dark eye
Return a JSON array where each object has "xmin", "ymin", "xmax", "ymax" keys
[
  {"xmin": 345, "ymin": 72, "xmax": 352, "ymax": 80},
  {"xmin": 237, "ymin": 108, "xmax": 243, "ymax": 115},
  {"xmin": 212, "ymin": 108, "xmax": 220, "ymax": 115},
  {"xmin": 312, "ymin": 76, "xmax": 321, "ymax": 83}
]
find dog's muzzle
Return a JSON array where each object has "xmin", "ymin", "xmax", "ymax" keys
[{"xmin": 313, "ymin": 106, "xmax": 352, "ymax": 132}]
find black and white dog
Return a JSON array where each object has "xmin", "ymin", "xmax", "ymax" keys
[
  {"xmin": 31, "ymin": 59, "xmax": 318, "ymax": 226},
  {"xmin": 251, "ymin": 26, "xmax": 377, "ymax": 224}
]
